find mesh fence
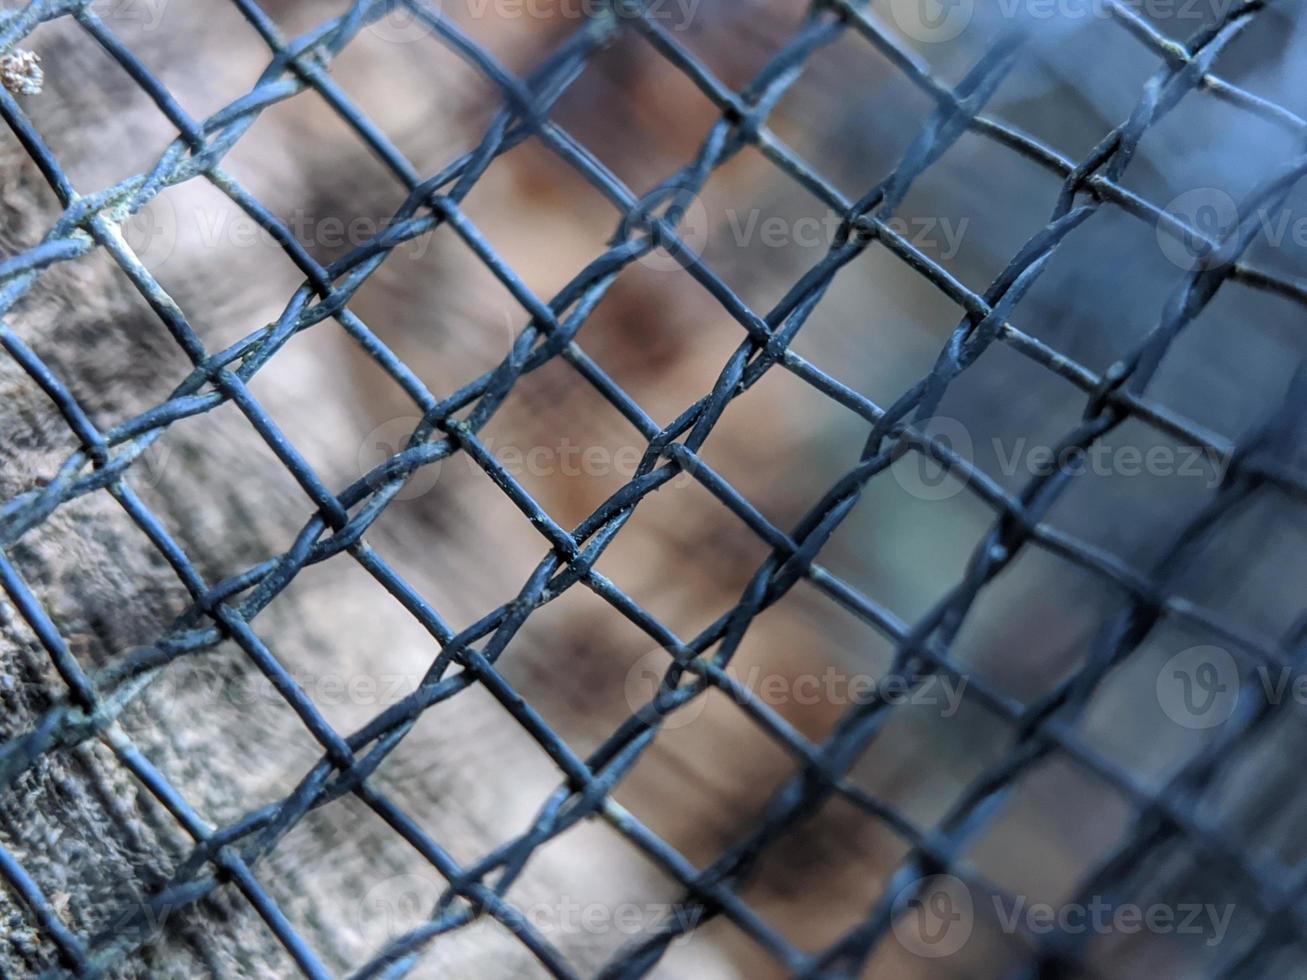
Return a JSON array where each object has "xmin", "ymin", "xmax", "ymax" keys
[{"xmin": 1, "ymin": 0, "xmax": 1307, "ymax": 976}]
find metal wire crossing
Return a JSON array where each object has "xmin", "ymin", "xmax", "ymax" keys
[{"xmin": 1, "ymin": 0, "xmax": 1307, "ymax": 976}]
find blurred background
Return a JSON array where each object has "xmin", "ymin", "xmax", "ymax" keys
[{"xmin": 3, "ymin": 0, "xmax": 1307, "ymax": 976}]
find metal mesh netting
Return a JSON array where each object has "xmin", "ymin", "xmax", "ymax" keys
[{"xmin": 2, "ymin": 0, "xmax": 1307, "ymax": 976}]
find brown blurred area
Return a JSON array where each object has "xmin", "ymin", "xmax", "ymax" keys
[{"xmin": 3, "ymin": 0, "xmax": 1307, "ymax": 977}]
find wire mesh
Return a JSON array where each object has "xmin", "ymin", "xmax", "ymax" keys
[{"xmin": 1, "ymin": 0, "xmax": 1306, "ymax": 976}]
